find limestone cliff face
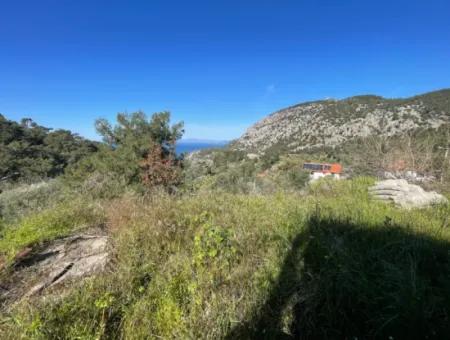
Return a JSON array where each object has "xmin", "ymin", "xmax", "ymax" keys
[{"xmin": 232, "ymin": 90, "xmax": 450, "ymax": 154}]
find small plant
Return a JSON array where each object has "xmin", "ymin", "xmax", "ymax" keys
[
  {"xmin": 193, "ymin": 220, "xmax": 237, "ymax": 270},
  {"xmin": 95, "ymin": 292, "xmax": 115, "ymax": 339}
]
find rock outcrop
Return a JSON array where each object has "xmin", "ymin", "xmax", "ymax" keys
[
  {"xmin": 232, "ymin": 89, "xmax": 450, "ymax": 154},
  {"xmin": 1, "ymin": 231, "xmax": 108, "ymax": 308},
  {"xmin": 369, "ymin": 179, "xmax": 448, "ymax": 209}
]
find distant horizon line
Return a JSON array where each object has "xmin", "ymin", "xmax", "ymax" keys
[{"xmin": 179, "ymin": 138, "xmax": 230, "ymax": 144}]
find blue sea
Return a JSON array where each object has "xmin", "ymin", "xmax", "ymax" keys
[{"xmin": 176, "ymin": 141, "xmax": 228, "ymax": 154}]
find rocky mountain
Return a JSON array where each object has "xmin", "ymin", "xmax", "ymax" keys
[{"xmin": 232, "ymin": 89, "xmax": 450, "ymax": 154}]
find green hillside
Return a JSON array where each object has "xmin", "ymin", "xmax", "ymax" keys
[
  {"xmin": 0, "ymin": 98, "xmax": 449, "ymax": 339},
  {"xmin": 0, "ymin": 114, "xmax": 98, "ymax": 183}
]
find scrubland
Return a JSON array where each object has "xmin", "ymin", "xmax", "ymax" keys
[{"xmin": 1, "ymin": 178, "xmax": 449, "ymax": 339}]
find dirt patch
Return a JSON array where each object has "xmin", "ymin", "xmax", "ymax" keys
[{"xmin": 1, "ymin": 230, "xmax": 108, "ymax": 309}]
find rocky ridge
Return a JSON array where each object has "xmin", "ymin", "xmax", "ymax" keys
[{"xmin": 233, "ymin": 90, "xmax": 450, "ymax": 154}]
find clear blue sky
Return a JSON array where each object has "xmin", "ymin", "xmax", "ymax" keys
[{"xmin": 1, "ymin": 0, "xmax": 449, "ymax": 140}]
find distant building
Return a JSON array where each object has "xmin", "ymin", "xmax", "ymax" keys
[{"xmin": 303, "ymin": 162, "xmax": 343, "ymax": 180}]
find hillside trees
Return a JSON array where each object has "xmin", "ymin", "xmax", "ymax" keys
[
  {"xmin": 0, "ymin": 114, "xmax": 98, "ymax": 183},
  {"xmin": 67, "ymin": 111, "xmax": 184, "ymax": 192}
]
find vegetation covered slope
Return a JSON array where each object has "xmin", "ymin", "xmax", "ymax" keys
[
  {"xmin": 232, "ymin": 89, "xmax": 450, "ymax": 154},
  {"xmin": 187, "ymin": 90, "xmax": 450, "ymax": 194},
  {"xmin": 186, "ymin": 124, "xmax": 450, "ymax": 195},
  {"xmin": 1, "ymin": 179, "xmax": 449, "ymax": 339},
  {"xmin": 0, "ymin": 114, "xmax": 98, "ymax": 183},
  {"xmin": 0, "ymin": 101, "xmax": 449, "ymax": 339}
]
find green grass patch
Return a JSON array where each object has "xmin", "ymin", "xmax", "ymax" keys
[{"xmin": 0, "ymin": 199, "xmax": 103, "ymax": 263}]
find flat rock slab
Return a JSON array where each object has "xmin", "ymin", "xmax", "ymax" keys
[
  {"xmin": 1, "ymin": 231, "xmax": 108, "ymax": 308},
  {"xmin": 369, "ymin": 179, "xmax": 448, "ymax": 209}
]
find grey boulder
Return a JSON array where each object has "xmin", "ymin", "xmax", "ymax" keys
[{"xmin": 369, "ymin": 179, "xmax": 448, "ymax": 209}]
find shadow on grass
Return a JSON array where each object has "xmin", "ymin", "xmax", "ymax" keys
[{"xmin": 226, "ymin": 215, "xmax": 450, "ymax": 339}]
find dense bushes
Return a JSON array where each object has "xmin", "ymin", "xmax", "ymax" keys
[
  {"xmin": 335, "ymin": 124, "xmax": 450, "ymax": 181},
  {"xmin": 0, "ymin": 114, "xmax": 98, "ymax": 182},
  {"xmin": 186, "ymin": 153, "xmax": 313, "ymax": 194}
]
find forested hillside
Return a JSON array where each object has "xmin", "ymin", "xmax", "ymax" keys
[{"xmin": 0, "ymin": 114, "xmax": 98, "ymax": 183}]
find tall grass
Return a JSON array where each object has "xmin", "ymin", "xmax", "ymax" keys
[
  {"xmin": 0, "ymin": 180, "xmax": 66, "ymax": 223},
  {"xmin": 1, "ymin": 178, "xmax": 449, "ymax": 339}
]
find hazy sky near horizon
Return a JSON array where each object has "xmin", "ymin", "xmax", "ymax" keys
[{"xmin": 1, "ymin": 0, "xmax": 450, "ymax": 140}]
